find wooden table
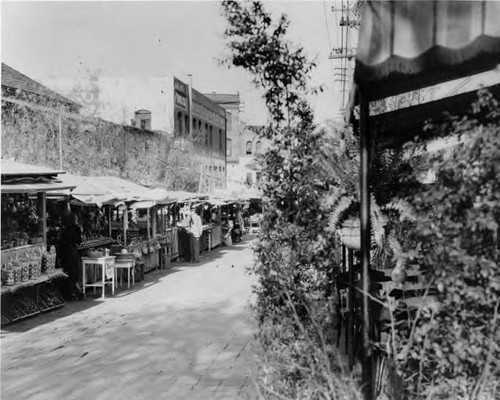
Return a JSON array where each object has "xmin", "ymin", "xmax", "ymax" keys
[{"xmin": 81, "ymin": 256, "xmax": 116, "ymax": 299}]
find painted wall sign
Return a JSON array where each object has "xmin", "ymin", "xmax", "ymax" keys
[{"xmin": 174, "ymin": 92, "xmax": 188, "ymax": 109}]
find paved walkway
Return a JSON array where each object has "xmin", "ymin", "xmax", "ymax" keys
[{"xmin": 1, "ymin": 238, "xmax": 259, "ymax": 400}]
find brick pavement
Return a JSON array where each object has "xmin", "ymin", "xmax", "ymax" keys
[{"xmin": 1, "ymin": 237, "xmax": 259, "ymax": 400}]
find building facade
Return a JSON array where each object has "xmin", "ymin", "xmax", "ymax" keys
[
  {"xmin": 1, "ymin": 65, "xmax": 227, "ymax": 192},
  {"xmin": 172, "ymin": 78, "xmax": 227, "ymax": 191},
  {"xmin": 204, "ymin": 92, "xmax": 269, "ymax": 189}
]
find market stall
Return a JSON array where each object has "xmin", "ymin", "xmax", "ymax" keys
[
  {"xmin": 1, "ymin": 160, "xmax": 75, "ymax": 325},
  {"xmin": 58, "ymin": 174, "xmax": 171, "ymax": 287},
  {"xmin": 175, "ymin": 194, "xmax": 210, "ymax": 261},
  {"xmin": 205, "ymin": 199, "xmax": 226, "ymax": 249}
]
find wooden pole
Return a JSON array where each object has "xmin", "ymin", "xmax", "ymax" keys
[
  {"xmin": 359, "ymin": 91, "xmax": 373, "ymax": 399},
  {"xmin": 37, "ymin": 192, "xmax": 47, "ymax": 246},
  {"xmin": 147, "ymin": 207, "xmax": 151, "ymax": 240},
  {"xmin": 58, "ymin": 114, "xmax": 63, "ymax": 170},
  {"xmin": 151, "ymin": 206, "xmax": 157, "ymax": 238},
  {"xmin": 341, "ymin": 245, "xmax": 346, "ymax": 274},
  {"xmin": 348, "ymin": 248, "xmax": 355, "ymax": 370},
  {"xmin": 106, "ymin": 205, "xmax": 112, "ymax": 238},
  {"xmin": 123, "ymin": 205, "xmax": 128, "ymax": 246}
]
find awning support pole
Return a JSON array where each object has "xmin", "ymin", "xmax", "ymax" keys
[
  {"xmin": 359, "ymin": 91, "xmax": 373, "ymax": 399},
  {"xmin": 58, "ymin": 114, "xmax": 63, "ymax": 170}
]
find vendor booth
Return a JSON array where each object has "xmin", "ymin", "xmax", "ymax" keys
[
  {"xmin": 58, "ymin": 174, "xmax": 173, "ymax": 294},
  {"xmin": 1, "ymin": 160, "xmax": 75, "ymax": 325}
]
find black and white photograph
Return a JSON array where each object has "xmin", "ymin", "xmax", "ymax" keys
[{"xmin": 1, "ymin": 1, "xmax": 499, "ymax": 399}]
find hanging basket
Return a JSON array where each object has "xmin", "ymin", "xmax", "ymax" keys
[{"xmin": 340, "ymin": 218, "xmax": 361, "ymax": 250}]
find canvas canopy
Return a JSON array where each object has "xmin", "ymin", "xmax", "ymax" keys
[
  {"xmin": 355, "ymin": 0, "xmax": 500, "ymax": 100},
  {"xmin": 59, "ymin": 175, "xmax": 172, "ymax": 207},
  {"xmin": 1, "ymin": 159, "xmax": 75, "ymax": 193}
]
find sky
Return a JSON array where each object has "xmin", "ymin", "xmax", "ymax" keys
[{"xmin": 1, "ymin": 1, "xmax": 349, "ymax": 126}]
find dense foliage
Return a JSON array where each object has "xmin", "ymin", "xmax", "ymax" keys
[
  {"xmin": 393, "ymin": 91, "xmax": 500, "ymax": 399},
  {"xmin": 222, "ymin": 2, "xmax": 362, "ymax": 398}
]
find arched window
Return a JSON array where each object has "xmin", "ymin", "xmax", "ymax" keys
[
  {"xmin": 246, "ymin": 141, "xmax": 252, "ymax": 155},
  {"xmin": 184, "ymin": 115, "xmax": 189, "ymax": 136},
  {"xmin": 219, "ymin": 129, "xmax": 223, "ymax": 150},
  {"xmin": 177, "ymin": 112, "xmax": 183, "ymax": 137},
  {"xmin": 227, "ymin": 138, "xmax": 232, "ymax": 157},
  {"xmin": 255, "ymin": 141, "xmax": 262, "ymax": 155}
]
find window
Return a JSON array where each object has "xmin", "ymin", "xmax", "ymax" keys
[
  {"xmin": 184, "ymin": 115, "xmax": 189, "ymax": 135},
  {"xmin": 246, "ymin": 141, "xmax": 252, "ymax": 155},
  {"xmin": 219, "ymin": 129, "xmax": 223, "ymax": 150},
  {"xmin": 177, "ymin": 112, "xmax": 183, "ymax": 137},
  {"xmin": 227, "ymin": 138, "xmax": 232, "ymax": 157},
  {"xmin": 140, "ymin": 119, "xmax": 147, "ymax": 130},
  {"xmin": 209, "ymin": 126, "xmax": 213, "ymax": 147},
  {"xmin": 255, "ymin": 141, "xmax": 262, "ymax": 155},
  {"xmin": 205, "ymin": 124, "xmax": 209, "ymax": 146}
]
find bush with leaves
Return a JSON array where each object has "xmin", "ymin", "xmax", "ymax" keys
[
  {"xmin": 392, "ymin": 90, "xmax": 500, "ymax": 399},
  {"xmin": 222, "ymin": 2, "xmax": 364, "ymax": 398}
]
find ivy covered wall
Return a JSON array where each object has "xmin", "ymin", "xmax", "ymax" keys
[{"xmin": 1, "ymin": 101, "xmax": 172, "ymax": 187}]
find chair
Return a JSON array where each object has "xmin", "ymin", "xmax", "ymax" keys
[
  {"xmin": 249, "ymin": 217, "xmax": 261, "ymax": 233},
  {"xmin": 113, "ymin": 254, "xmax": 135, "ymax": 289}
]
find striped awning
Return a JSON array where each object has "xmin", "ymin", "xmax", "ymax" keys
[{"xmin": 355, "ymin": 0, "xmax": 500, "ymax": 99}]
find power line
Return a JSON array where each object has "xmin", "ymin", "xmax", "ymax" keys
[{"xmin": 322, "ymin": 1, "xmax": 333, "ymax": 52}]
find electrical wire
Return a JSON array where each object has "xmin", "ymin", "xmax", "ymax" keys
[{"xmin": 323, "ymin": 1, "xmax": 333, "ymax": 52}]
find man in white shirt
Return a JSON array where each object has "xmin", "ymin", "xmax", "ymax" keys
[{"xmin": 189, "ymin": 206, "xmax": 203, "ymax": 263}]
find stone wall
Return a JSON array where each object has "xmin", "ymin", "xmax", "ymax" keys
[{"xmin": 1, "ymin": 100, "xmax": 175, "ymax": 188}]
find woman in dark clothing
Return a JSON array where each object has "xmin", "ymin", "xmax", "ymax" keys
[{"xmin": 58, "ymin": 212, "xmax": 83, "ymax": 299}]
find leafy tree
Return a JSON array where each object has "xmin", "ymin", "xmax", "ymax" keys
[
  {"xmin": 222, "ymin": 2, "xmax": 357, "ymax": 398},
  {"xmin": 393, "ymin": 90, "xmax": 500, "ymax": 399}
]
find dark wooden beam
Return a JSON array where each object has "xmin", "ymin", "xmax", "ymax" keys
[{"xmin": 359, "ymin": 91, "xmax": 373, "ymax": 399}]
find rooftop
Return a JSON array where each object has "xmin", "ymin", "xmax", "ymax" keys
[
  {"xmin": 204, "ymin": 93, "xmax": 240, "ymax": 105},
  {"xmin": 1, "ymin": 63, "xmax": 81, "ymax": 108}
]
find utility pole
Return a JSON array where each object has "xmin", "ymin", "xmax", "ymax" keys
[
  {"xmin": 330, "ymin": 0, "xmax": 360, "ymax": 109},
  {"xmin": 188, "ymin": 74, "xmax": 193, "ymax": 137}
]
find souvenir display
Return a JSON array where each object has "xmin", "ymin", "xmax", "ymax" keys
[{"xmin": 1, "ymin": 194, "xmax": 41, "ymax": 250}]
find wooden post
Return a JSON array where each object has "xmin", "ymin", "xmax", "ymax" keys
[
  {"xmin": 147, "ymin": 207, "xmax": 151, "ymax": 240},
  {"xmin": 341, "ymin": 245, "xmax": 346, "ymax": 274},
  {"xmin": 58, "ymin": 114, "xmax": 63, "ymax": 170},
  {"xmin": 359, "ymin": 91, "xmax": 373, "ymax": 399},
  {"xmin": 123, "ymin": 205, "xmax": 128, "ymax": 246},
  {"xmin": 106, "ymin": 205, "xmax": 112, "ymax": 238},
  {"xmin": 151, "ymin": 206, "xmax": 157, "ymax": 238},
  {"xmin": 37, "ymin": 192, "xmax": 47, "ymax": 245},
  {"xmin": 348, "ymin": 248, "xmax": 355, "ymax": 370}
]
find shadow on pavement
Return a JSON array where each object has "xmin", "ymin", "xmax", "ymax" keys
[
  {"xmin": 1, "ymin": 299, "xmax": 258, "ymax": 400},
  {"xmin": 1, "ymin": 235, "xmax": 257, "ymax": 336}
]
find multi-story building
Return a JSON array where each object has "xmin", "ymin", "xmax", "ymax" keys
[
  {"xmin": 1, "ymin": 65, "xmax": 226, "ymax": 191},
  {"xmin": 90, "ymin": 76, "xmax": 228, "ymax": 190},
  {"xmin": 204, "ymin": 93, "xmax": 268, "ymax": 189}
]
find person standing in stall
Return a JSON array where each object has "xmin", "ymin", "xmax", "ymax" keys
[
  {"xmin": 188, "ymin": 206, "xmax": 203, "ymax": 263},
  {"xmin": 58, "ymin": 212, "xmax": 83, "ymax": 299}
]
